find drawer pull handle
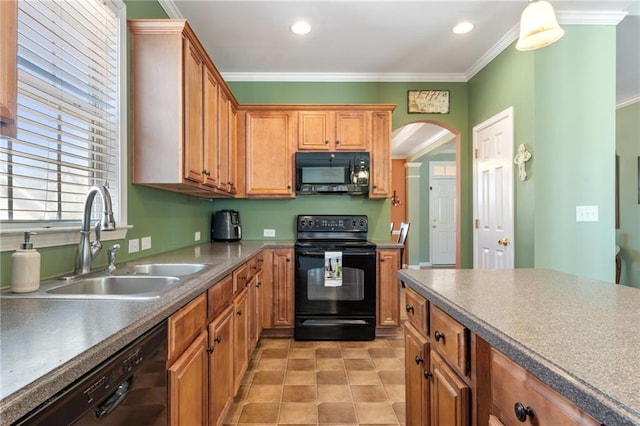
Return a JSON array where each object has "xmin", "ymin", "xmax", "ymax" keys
[
  {"xmin": 405, "ymin": 304, "xmax": 414, "ymax": 313},
  {"xmin": 514, "ymin": 402, "xmax": 534, "ymax": 422},
  {"xmin": 423, "ymin": 370, "xmax": 433, "ymax": 379},
  {"xmin": 434, "ymin": 331, "xmax": 445, "ymax": 342},
  {"xmin": 414, "ymin": 355, "xmax": 424, "ymax": 365}
]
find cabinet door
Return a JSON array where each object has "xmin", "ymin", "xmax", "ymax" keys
[
  {"xmin": 218, "ymin": 87, "xmax": 230, "ymax": 192},
  {"xmin": 245, "ymin": 111, "xmax": 295, "ymax": 197},
  {"xmin": 183, "ymin": 38, "xmax": 205, "ymax": 184},
  {"xmin": 370, "ymin": 111, "xmax": 392, "ymax": 198},
  {"xmin": 247, "ymin": 276, "xmax": 258, "ymax": 353},
  {"xmin": 209, "ymin": 305, "xmax": 234, "ymax": 426},
  {"xmin": 335, "ymin": 111, "xmax": 369, "ymax": 151},
  {"xmin": 405, "ymin": 322, "xmax": 430, "ymax": 426},
  {"xmin": 233, "ymin": 287, "xmax": 249, "ymax": 394},
  {"xmin": 377, "ymin": 248, "xmax": 401, "ymax": 327},
  {"xmin": 298, "ymin": 111, "xmax": 333, "ymax": 150},
  {"xmin": 0, "ymin": 0, "xmax": 17, "ymax": 138},
  {"xmin": 430, "ymin": 350, "xmax": 469, "ymax": 426},
  {"xmin": 168, "ymin": 331, "xmax": 208, "ymax": 426},
  {"xmin": 203, "ymin": 68, "xmax": 219, "ymax": 188},
  {"xmin": 255, "ymin": 269, "xmax": 264, "ymax": 338},
  {"xmin": 272, "ymin": 248, "xmax": 294, "ymax": 327},
  {"xmin": 228, "ymin": 104, "xmax": 238, "ymax": 194}
]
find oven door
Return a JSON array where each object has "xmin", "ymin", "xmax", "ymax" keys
[
  {"xmin": 295, "ymin": 246, "xmax": 376, "ymax": 340},
  {"xmin": 295, "ymin": 247, "xmax": 376, "ymax": 316}
]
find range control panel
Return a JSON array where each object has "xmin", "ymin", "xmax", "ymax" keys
[{"xmin": 297, "ymin": 215, "xmax": 368, "ymax": 233}]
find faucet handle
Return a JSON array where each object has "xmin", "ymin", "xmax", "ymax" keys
[{"xmin": 107, "ymin": 244, "xmax": 121, "ymax": 274}]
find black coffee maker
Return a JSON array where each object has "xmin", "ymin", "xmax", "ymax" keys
[{"xmin": 211, "ymin": 209, "xmax": 242, "ymax": 241}]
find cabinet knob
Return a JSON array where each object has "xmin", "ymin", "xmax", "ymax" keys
[
  {"xmin": 405, "ymin": 304, "xmax": 414, "ymax": 314},
  {"xmin": 335, "ymin": 140, "xmax": 340, "ymax": 145},
  {"xmin": 434, "ymin": 331, "xmax": 445, "ymax": 342},
  {"xmin": 256, "ymin": 281, "xmax": 261, "ymax": 288},
  {"xmin": 215, "ymin": 336, "xmax": 221, "ymax": 344},
  {"xmin": 324, "ymin": 140, "xmax": 329, "ymax": 144},
  {"xmin": 206, "ymin": 346, "xmax": 214, "ymax": 354},
  {"xmin": 423, "ymin": 370, "xmax": 433, "ymax": 379},
  {"xmin": 286, "ymin": 258, "xmax": 291, "ymax": 262},
  {"xmin": 236, "ymin": 310, "xmax": 242, "ymax": 316},
  {"xmin": 287, "ymin": 185, "xmax": 291, "ymax": 189},
  {"xmin": 414, "ymin": 355, "xmax": 424, "ymax": 365},
  {"xmin": 514, "ymin": 402, "xmax": 534, "ymax": 422}
]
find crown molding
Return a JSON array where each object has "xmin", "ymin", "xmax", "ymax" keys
[
  {"xmin": 221, "ymin": 72, "xmax": 467, "ymax": 83},
  {"xmin": 558, "ymin": 11, "xmax": 628, "ymax": 25},
  {"xmin": 158, "ymin": 0, "xmax": 183, "ymax": 18},
  {"xmin": 466, "ymin": 23, "xmax": 519, "ymax": 81},
  {"xmin": 617, "ymin": 95, "xmax": 640, "ymax": 109}
]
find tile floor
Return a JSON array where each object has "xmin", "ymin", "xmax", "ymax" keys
[{"xmin": 223, "ymin": 333, "xmax": 406, "ymax": 425}]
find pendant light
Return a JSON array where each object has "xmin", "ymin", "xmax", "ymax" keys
[{"xmin": 516, "ymin": 0, "xmax": 564, "ymax": 51}]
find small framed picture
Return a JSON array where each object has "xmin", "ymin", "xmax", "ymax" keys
[{"xmin": 408, "ymin": 90, "xmax": 450, "ymax": 114}]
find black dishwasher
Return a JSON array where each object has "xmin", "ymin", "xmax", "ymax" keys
[{"xmin": 15, "ymin": 321, "xmax": 168, "ymax": 425}]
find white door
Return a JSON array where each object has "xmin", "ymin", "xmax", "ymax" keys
[
  {"xmin": 473, "ymin": 107, "xmax": 514, "ymax": 269},
  {"xmin": 430, "ymin": 162, "xmax": 456, "ymax": 265}
]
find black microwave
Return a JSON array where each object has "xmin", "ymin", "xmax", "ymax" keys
[{"xmin": 295, "ymin": 152, "xmax": 370, "ymax": 195}]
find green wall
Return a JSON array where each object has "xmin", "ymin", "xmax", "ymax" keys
[
  {"xmin": 533, "ymin": 26, "xmax": 616, "ymax": 282},
  {"xmin": 468, "ymin": 39, "xmax": 536, "ymax": 268},
  {"xmin": 616, "ymin": 102, "xmax": 640, "ymax": 287}
]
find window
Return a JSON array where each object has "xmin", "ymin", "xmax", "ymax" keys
[{"xmin": 0, "ymin": 0, "xmax": 127, "ymax": 250}]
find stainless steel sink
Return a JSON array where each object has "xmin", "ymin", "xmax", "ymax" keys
[
  {"xmin": 44, "ymin": 275, "xmax": 181, "ymax": 299},
  {"xmin": 130, "ymin": 263, "xmax": 208, "ymax": 277}
]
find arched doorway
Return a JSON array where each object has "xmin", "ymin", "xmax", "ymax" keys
[{"xmin": 390, "ymin": 121, "xmax": 461, "ymax": 269}]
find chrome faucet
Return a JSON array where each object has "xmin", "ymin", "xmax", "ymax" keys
[
  {"xmin": 75, "ymin": 184, "xmax": 116, "ymax": 275},
  {"xmin": 107, "ymin": 244, "xmax": 121, "ymax": 275}
]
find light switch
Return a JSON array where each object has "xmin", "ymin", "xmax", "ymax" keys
[
  {"xmin": 128, "ymin": 238, "xmax": 140, "ymax": 253},
  {"xmin": 576, "ymin": 205, "xmax": 598, "ymax": 222},
  {"xmin": 141, "ymin": 236, "xmax": 151, "ymax": 250}
]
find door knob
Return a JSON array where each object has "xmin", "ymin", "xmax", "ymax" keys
[
  {"xmin": 498, "ymin": 238, "xmax": 510, "ymax": 246},
  {"xmin": 432, "ymin": 219, "xmax": 437, "ymax": 229}
]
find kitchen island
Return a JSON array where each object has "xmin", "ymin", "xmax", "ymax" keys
[{"xmin": 398, "ymin": 268, "xmax": 640, "ymax": 426}]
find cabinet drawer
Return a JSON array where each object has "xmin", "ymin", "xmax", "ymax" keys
[
  {"xmin": 490, "ymin": 348, "xmax": 600, "ymax": 426},
  {"xmin": 233, "ymin": 263, "xmax": 249, "ymax": 293},
  {"xmin": 208, "ymin": 274, "xmax": 233, "ymax": 319},
  {"xmin": 405, "ymin": 287, "xmax": 428, "ymax": 335},
  {"xmin": 168, "ymin": 293, "xmax": 207, "ymax": 361},
  {"xmin": 430, "ymin": 305, "xmax": 468, "ymax": 377}
]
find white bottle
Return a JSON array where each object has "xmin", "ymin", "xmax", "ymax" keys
[{"xmin": 11, "ymin": 232, "xmax": 41, "ymax": 293}]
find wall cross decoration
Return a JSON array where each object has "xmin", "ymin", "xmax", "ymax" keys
[{"xmin": 514, "ymin": 144, "xmax": 532, "ymax": 181}]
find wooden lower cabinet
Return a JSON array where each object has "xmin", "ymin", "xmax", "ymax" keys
[
  {"xmin": 377, "ymin": 248, "xmax": 401, "ymax": 328},
  {"xmin": 405, "ymin": 322, "xmax": 430, "ymax": 426},
  {"xmin": 233, "ymin": 286, "xmax": 249, "ymax": 393},
  {"xmin": 271, "ymin": 248, "xmax": 294, "ymax": 328},
  {"xmin": 208, "ymin": 305, "xmax": 234, "ymax": 426},
  {"xmin": 430, "ymin": 350, "xmax": 470, "ymax": 426},
  {"xmin": 168, "ymin": 331, "xmax": 208, "ymax": 426}
]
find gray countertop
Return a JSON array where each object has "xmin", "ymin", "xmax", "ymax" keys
[
  {"xmin": 0, "ymin": 241, "xmax": 290, "ymax": 425},
  {"xmin": 397, "ymin": 268, "xmax": 640, "ymax": 426}
]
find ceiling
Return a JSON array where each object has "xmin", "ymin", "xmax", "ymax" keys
[{"xmin": 161, "ymin": 1, "xmax": 639, "ymax": 158}]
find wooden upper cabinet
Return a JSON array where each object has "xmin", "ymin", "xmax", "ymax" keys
[
  {"xmin": 203, "ymin": 68, "xmax": 219, "ymax": 189},
  {"xmin": 183, "ymin": 38, "xmax": 205, "ymax": 185},
  {"xmin": 370, "ymin": 111, "xmax": 392, "ymax": 198},
  {"xmin": 298, "ymin": 110, "xmax": 369, "ymax": 151},
  {"xmin": 243, "ymin": 110, "xmax": 295, "ymax": 198},
  {"xmin": 128, "ymin": 19, "xmax": 238, "ymax": 198},
  {"xmin": 0, "ymin": 0, "xmax": 18, "ymax": 138}
]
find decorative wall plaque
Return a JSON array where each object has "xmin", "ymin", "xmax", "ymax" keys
[{"xmin": 408, "ymin": 90, "xmax": 449, "ymax": 114}]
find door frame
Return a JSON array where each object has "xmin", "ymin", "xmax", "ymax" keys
[
  {"xmin": 472, "ymin": 106, "xmax": 515, "ymax": 269},
  {"xmin": 429, "ymin": 161, "xmax": 457, "ymax": 265}
]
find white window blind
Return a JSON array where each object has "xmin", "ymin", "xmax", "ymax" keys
[{"xmin": 0, "ymin": 0, "xmax": 123, "ymax": 225}]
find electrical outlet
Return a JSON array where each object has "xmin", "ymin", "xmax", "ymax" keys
[
  {"xmin": 195, "ymin": 231, "xmax": 201, "ymax": 241},
  {"xmin": 576, "ymin": 205, "xmax": 599, "ymax": 222},
  {"xmin": 264, "ymin": 229, "xmax": 276, "ymax": 237},
  {"xmin": 141, "ymin": 236, "xmax": 151, "ymax": 250},
  {"xmin": 128, "ymin": 238, "xmax": 140, "ymax": 253}
]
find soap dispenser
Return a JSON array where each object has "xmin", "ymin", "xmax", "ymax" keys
[{"xmin": 11, "ymin": 231, "xmax": 41, "ymax": 293}]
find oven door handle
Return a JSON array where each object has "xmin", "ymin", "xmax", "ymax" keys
[{"xmin": 297, "ymin": 250, "xmax": 376, "ymax": 256}]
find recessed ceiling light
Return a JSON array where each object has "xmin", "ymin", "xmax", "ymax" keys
[
  {"xmin": 453, "ymin": 22, "xmax": 474, "ymax": 34},
  {"xmin": 290, "ymin": 21, "xmax": 311, "ymax": 35}
]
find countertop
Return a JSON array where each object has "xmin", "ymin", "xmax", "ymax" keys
[
  {"xmin": 0, "ymin": 239, "xmax": 402, "ymax": 424},
  {"xmin": 398, "ymin": 268, "xmax": 640, "ymax": 426},
  {"xmin": 0, "ymin": 241, "xmax": 286, "ymax": 425}
]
